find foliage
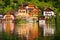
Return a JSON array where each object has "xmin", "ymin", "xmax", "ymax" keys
[
  {"xmin": 3, "ymin": 5, "xmax": 13, "ymax": 13},
  {"xmin": 0, "ymin": 0, "xmax": 60, "ymax": 13},
  {"xmin": 16, "ymin": 18, "xmax": 28, "ymax": 24}
]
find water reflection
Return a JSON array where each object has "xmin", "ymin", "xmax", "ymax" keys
[{"xmin": 16, "ymin": 22, "xmax": 38, "ymax": 40}]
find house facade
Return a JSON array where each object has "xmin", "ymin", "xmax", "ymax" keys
[
  {"xmin": 26, "ymin": 3, "xmax": 40, "ymax": 22},
  {"xmin": 16, "ymin": 6, "xmax": 30, "ymax": 19},
  {"xmin": 3, "ymin": 11, "xmax": 15, "ymax": 33},
  {"xmin": 39, "ymin": 16, "xmax": 46, "ymax": 27},
  {"xmin": 43, "ymin": 8, "xmax": 55, "ymax": 16}
]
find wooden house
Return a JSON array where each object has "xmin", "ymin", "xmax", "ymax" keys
[
  {"xmin": 26, "ymin": 3, "xmax": 40, "ymax": 14},
  {"xmin": 29, "ymin": 8, "xmax": 40, "ymax": 16},
  {"xmin": 26, "ymin": 3, "xmax": 36, "ymax": 14},
  {"xmin": 26, "ymin": 3, "xmax": 40, "ymax": 21},
  {"xmin": 3, "ymin": 11, "xmax": 15, "ymax": 33}
]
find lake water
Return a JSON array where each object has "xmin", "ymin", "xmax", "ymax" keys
[{"xmin": 16, "ymin": 22, "xmax": 38, "ymax": 40}]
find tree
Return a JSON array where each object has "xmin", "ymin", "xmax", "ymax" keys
[
  {"xmin": 3, "ymin": 5, "xmax": 13, "ymax": 13},
  {"xmin": 17, "ymin": 0, "xmax": 25, "ymax": 4}
]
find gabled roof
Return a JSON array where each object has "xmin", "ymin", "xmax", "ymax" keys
[
  {"xmin": 28, "ymin": 3, "xmax": 35, "ymax": 7},
  {"xmin": 5, "ymin": 10, "xmax": 13, "ymax": 14},
  {"xmin": 23, "ymin": 4, "xmax": 28, "ymax": 7},
  {"xmin": 4, "ymin": 10, "xmax": 15, "ymax": 17},
  {"xmin": 44, "ymin": 8, "xmax": 54, "ymax": 11},
  {"xmin": 39, "ymin": 16, "xmax": 45, "ymax": 20},
  {"xmin": 18, "ymin": 6, "xmax": 26, "ymax": 10},
  {"xmin": 19, "ymin": 3, "xmax": 28, "ymax": 7},
  {"xmin": 26, "ymin": 3, "xmax": 35, "ymax": 9},
  {"xmin": 29, "ymin": 8, "xmax": 40, "ymax": 15}
]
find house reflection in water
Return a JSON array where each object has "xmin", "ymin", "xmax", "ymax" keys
[{"xmin": 3, "ymin": 11, "xmax": 15, "ymax": 34}]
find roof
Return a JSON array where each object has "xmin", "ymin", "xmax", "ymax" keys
[
  {"xmin": 23, "ymin": 4, "xmax": 28, "ymax": 7},
  {"xmin": 44, "ymin": 8, "xmax": 54, "ymax": 11},
  {"xmin": 27, "ymin": 8, "xmax": 33, "ymax": 10},
  {"xmin": 29, "ymin": 8, "xmax": 40, "ymax": 15},
  {"xmin": 28, "ymin": 3, "xmax": 35, "ymax": 7},
  {"xmin": 4, "ymin": 10, "xmax": 15, "ymax": 17},
  {"xmin": 18, "ymin": 3, "xmax": 28, "ymax": 10},
  {"xmin": 33, "ymin": 8, "xmax": 40, "ymax": 12},
  {"xmin": 39, "ymin": 16, "xmax": 45, "ymax": 20},
  {"xmin": 18, "ymin": 6, "xmax": 26, "ymax": 10}
]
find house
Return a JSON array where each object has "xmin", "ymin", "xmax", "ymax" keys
[
  {"xmin": 43, "ymin": 8, "xmax": 55, "ymax": 36},
  {"xmin": 39, "ymin": 16, "xmax": 55, "ymax": 36},
  {"xmin": 29, "ymin": 8, "xmax": 40, "ymax": 16},
  {"xmin": 16, "ymin": 6, "xmax": 30, "ymax": 19},
  {"xmin": 26, "ymin": 3, "xmax": 40, "ymax": 16},
  {"xmin": 26, "ymin": 3, "xmax": 40, "ymax": 21},
  {"xmin": 0, "ymin": 13, "xmax": 4, "ymax": 32},
  {"xmin": 15, "ymin": 3, "xmax": 40, "ymax": 21},
  {"xmin": 39, "ymin": 16, "xmax": 46, "ymax": 27},
  {"xmin": 43, "ymin": 8, "xmax": 55, "ymax": 17},
  {"xmin": 3, "ymin": 10, "xmax": 15, "ymax": 33}
]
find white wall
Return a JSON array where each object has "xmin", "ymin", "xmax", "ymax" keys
[{"xmin": 43, "ymin": 11, "xmax": 55, "ymax": 16}]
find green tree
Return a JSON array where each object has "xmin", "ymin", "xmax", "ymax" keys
[
  {"xmin": 3, "ymin": 5, "xmax": 13, "ymax": 13},
  {"xmin": 17, "ymin": 0, "xmax": 25, "ymax": 4}
]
